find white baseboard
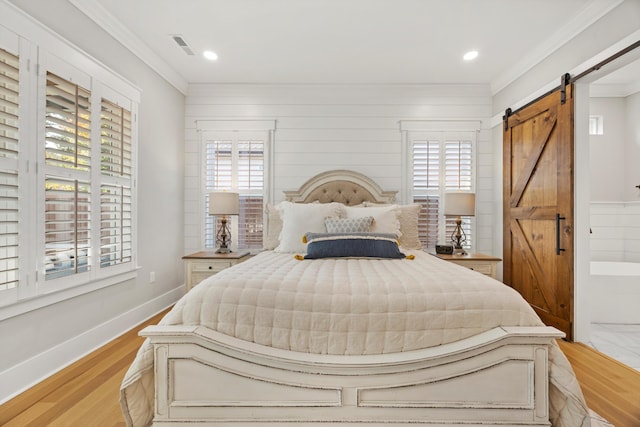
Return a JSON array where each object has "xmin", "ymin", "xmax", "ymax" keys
[{"xmin": 0, "ymin": 285, "xmax": 184, "ymax": 404}]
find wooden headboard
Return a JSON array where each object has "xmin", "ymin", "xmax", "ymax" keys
[{"xmin": 283, "ymin": 170, "xmax": 397, "ymax": 205}]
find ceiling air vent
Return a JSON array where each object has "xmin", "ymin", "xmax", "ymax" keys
[{"xmin": 171, "ymin": 35, "xmax": 195, "ymax": 56}]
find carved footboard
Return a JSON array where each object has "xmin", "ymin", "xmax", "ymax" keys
[{"xmin": 140, "ymin": 325, "xmax": 564, "ymax": 426}]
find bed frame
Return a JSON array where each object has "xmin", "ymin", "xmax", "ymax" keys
[{"xmin": 141, "ymin": 170, "xmax": 564, "ymax": 426}]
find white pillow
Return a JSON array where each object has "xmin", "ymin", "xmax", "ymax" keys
[
  {"xmin": 275, "ymin": 202, "xmax": 346, "ymax": 253},
  {"xmin": 362, "ymin": 202, "xmax": 422, "ymax": 249},
  {"xmin": 344, "ymin": 205, "xmax": 401, "ymax": 237}
]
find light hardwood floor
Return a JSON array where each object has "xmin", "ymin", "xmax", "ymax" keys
[
  {"xmin": 0, "ymin": 309, "xmax": 168, "ymax": 427},
  {"xmin": 1, "ymin": 310, "xmax": 639, "ymax": 427},
  {"xmin": 558, "ymin": 340, "xmax": 640, "ymax": 427}
]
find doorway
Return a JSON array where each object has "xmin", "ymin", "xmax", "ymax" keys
[{"xmin": 577, "ymin": 56, "xmax": 640, "ymax": 370}]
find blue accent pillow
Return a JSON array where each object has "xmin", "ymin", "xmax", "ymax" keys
[{"xmin": 302, "ymin": 232, "xmax": 406, "ymax": 259}]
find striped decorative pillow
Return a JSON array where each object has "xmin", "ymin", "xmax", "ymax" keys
[{"xmin": 302, "ymin": 232, "xmax": 406, "ymax": 259}]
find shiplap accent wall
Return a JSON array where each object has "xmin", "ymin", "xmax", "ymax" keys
[
  {"xmin": 590, "ymin": 202, "xmax": 640, "ymax": 262},
  {"xmin": 184, "ymin": 84, "xmax": 494, "ymax": 256}
]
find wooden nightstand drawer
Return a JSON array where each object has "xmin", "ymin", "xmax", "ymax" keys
[
  {"xmin": 182, "ymin": 251, "xmax": 251, "ymax": 291},
  {"xmin": 190, "ymin": 271, "xmax": 214, "ymax": 285},
  {"xmin": 431, "ymin": 253, "xmax": 501, "ymax": 280},
  {"xmin": 191, "ymin": 260, "xmax": 233, "ymax": 272},
  {"xmin": 463, "ymin": 262, "xmax": 493, "ymax": 276}
]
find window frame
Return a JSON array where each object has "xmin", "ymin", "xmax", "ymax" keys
[
  {"xmin": 400, "ymin": 121, "xmax": 479, "ymax": 251},
  {"xmin": 196, "ymin": 120, "xmax": 275, "ymax": 253},
  {"xmin": 589, "ymin": 115, "xmax": 604, "ymax": 135},
  {"xmin": 203, "ymin": 133, "xmax": 265, "ymax": 251},
  {"xmin": 0, "ymin": 12, "xmax": 140, "ymax": 317}
]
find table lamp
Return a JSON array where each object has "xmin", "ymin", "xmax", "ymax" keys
[
  {"xmin": 209, "ymin": 191, "xmax": 239, "ymax": 253},
  {"xmin": 444, "ymin": 192, "xmax": 475, "ymax": 255}
]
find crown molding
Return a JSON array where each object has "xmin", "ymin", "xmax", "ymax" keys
[
  {"xmin": 489, "ymin": 28, "xmax": 640, "ymax": 128},
  {"xmin": 490, "ymin": 0, "xmax": 624, "ymax": 95},
  {"xmin": 69, "ymin": 0, "xmax": 188, "ymax": 95}
]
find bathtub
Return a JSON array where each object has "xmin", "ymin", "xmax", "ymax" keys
[{"xmin": 589, "ymin": 261, "xmax": 640, "ymax": 324}]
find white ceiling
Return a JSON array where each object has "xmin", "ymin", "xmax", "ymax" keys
[{"xmin": 73, "ymin": 0, "xmax": 629, "ymax": 93}]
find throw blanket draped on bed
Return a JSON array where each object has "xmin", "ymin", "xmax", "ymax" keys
[{"xmin": 120, "ymin": 250, "xmax": 591, "ymax": 427}]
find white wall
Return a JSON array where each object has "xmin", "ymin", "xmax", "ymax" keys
[
  {"xmin": 589, "ymin": 94, "xmax": 640, "ymax": 202},
  {"xmin": 0, "ymin": 0, "xmax": 185, "ymax": 403},
  {"xmin": 589, "ymin": 97, "xmax": 626, "ymax": 201},
  {"xmin": 589, "ymin": 93, "xmax": 640, "ymax": 263},
  {"xmin": 625, "ymin": 91, "xmax": 640, "ymax": 201},
  {"xmin": 183, "ymin": 84, "xmax": 496, "ymax": 257}
]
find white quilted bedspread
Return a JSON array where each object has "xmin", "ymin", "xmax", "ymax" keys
[{"xmin": 120, "ymin": 250, "xmax": 592, "ymax": 427}]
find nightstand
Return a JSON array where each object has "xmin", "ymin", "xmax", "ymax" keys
[
  {"xmin": 432, "ymin": 253, "xmax": 501, "ymax": 279},
  {"xmin": 182, "ymin": 251, "xmax": 251, "ymax": 291}
]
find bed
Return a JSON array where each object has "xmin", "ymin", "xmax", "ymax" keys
[{"xmin": 120, "ymin": 170, "xmax": 593, "ymax": 427}]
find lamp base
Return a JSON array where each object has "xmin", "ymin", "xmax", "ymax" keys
[
  {"xmin": 215, "ymin": 216, "xmax": 233, "ymax": 254},
  {"xmin": 452, "ymin": 246, "xmax": 467, "ymax": 256},
  {"xmin": 450, "ymin": 216, "xmax": 468, "ymax": 255}
]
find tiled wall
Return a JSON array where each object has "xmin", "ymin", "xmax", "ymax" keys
[{"xmin": 590, "ymin": 202, "xmax": 640, "ymax": 262}]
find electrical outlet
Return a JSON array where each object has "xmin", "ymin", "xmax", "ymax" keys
[{"xmin": 149, "ymin": 271, "xmax": 156, "ymax": 283}]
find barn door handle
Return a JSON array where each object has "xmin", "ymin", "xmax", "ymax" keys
[{"xmin": 555, "ymin": 213, "xmax": 566, "ymax": 255}]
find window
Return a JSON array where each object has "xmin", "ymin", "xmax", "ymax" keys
[
  {"xmin": 0, "ymin": 47, "xmax": 19, "ymax": 291},
  {"xmin": 0, "ymin": 18, "xmax": 139, "ymax": 311},
  {"xmin": 204, "ymin": 136, "xmax": 264, "ymax": 250},
  {"xmin": 40, "ymin": 60, "xmax": 137, "ymax": 286},
  {"xmin": 100, "ymin": 99, "xmax": 133, "ymax": 268},
  {"xmin": 44, "ymin": 72, "xmax": 92, "ymax": 279},
  {"xmin": 589, "ymin": 115, "xmax": 603, "ymax": 135},
  {"xmin": 42, "ymin": 71, "xmax": 136, "ymax": 284},
  {"xmin": 409, "ymin": 131, "xmax": 475, "ymax": 250}
]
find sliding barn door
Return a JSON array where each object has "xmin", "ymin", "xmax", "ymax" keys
[{"xmin": 503, "ymin": 85, "xmax": 574, "ymax": 340}]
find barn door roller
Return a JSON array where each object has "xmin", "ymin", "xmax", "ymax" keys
[
  {"xmin": 560, "ymin": 73, "xmax": 571, "ymax": 104},
  {"xmin": 503, "ymin": 108, "xmax": 512, "ymax": 131}
]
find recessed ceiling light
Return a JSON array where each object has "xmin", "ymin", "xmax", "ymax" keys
[
  {"xmin": 203, "ymin": 50, "xmax": 218, "ymax": 61},
  {"xmin": 463, "ymin": 50, "xmax": 479, "ymax": 61}
]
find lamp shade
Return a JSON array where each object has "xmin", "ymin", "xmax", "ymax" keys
[
  {"xmin": 444, "ymin": 192, "xmax": 475, "ymax": 217},
  {"xmin": 209, "ymin": 191, "xmax": 239, "ymax": 215}
]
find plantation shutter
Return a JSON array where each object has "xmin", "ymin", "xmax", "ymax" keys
[
  {"xmin": 44, "ymin": 178, "xmax": 91, "ymax": 279},
  {"xmin": 44, "ymin": 72, "xmax": 92, "ymax": 279},
  {"xmin": 100, "ymin": 99, "xmax": 132, "ymax": 178},
  {"xmin": 237, "ymin": 141, "xmax": 263, "ymax": 248},
  {"xmin": 0, "ymin": 47, "xmax": 19, "ymax": 290},
  {"xmin": 100, "ymin": 99, "xmax": 132, "ymax": 267},
  {"xmin": 411, "ymin": 133, "xmax": 474, "ymax": 250},
  {"xmin": 445, "ymin": 140, "xmax": 472, "ymax": 190},
  {"xmin": 412, "ymin": 140, "xmax": 440, "ymax": 248},
  {"xmin": 0, "ymin": 48, "xmax": 19, "ymax": 160},
  {"xmin": 45, "ymin": 72, "xmax": 91, "ymax": 171},
  {"xmin": 205, "ymin": 141, "xmax": 232, "ymax": 248},
  {"xmin": 444, "ymin": 139, "xmax": 473, "ymax": 250},
  {"xmin": 205, "ymin": 139, "xmax": 264, "ymax": 250}
]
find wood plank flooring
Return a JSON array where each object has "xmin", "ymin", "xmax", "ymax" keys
[
  {"xmin": 558, "ymin": 340, "xmax": 640, "ymax": 427},
  {"xmin": 1, "ymin": 311, "xmax": 638, "ymax": 427},
  {"xmin": 0, "ymin": 309, "xmax": 168, "ymax": 427}
]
